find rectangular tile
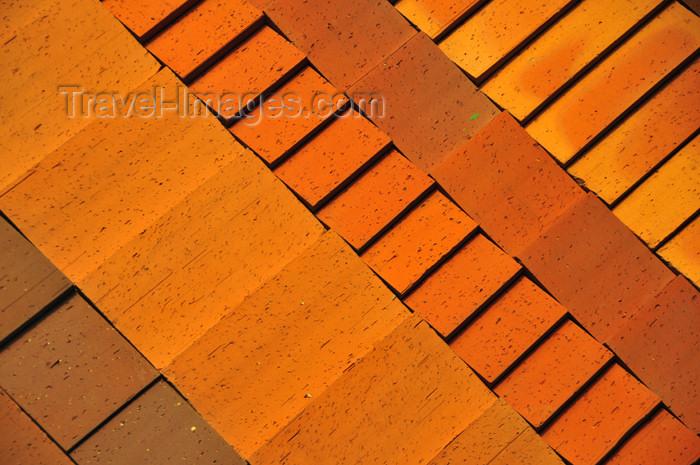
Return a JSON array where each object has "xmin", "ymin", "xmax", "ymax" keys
[
  {"xmin": 361, "ymin": 190, "xmax": 477, "ymax": 294},
  {"xmin": 71, "ymin": 380, "xmax": 246, "ymax": 465},
  {"xmin": 449, "ymin": 277, "xmax": 566, "ymax": 384},
  {"xmin": 405, "ymin": 234, "xmax": 521, "ymax": 338},
  {"xmin": 519, "ymin": 193, "xmax": 675, "ymax": 341},
  {"xmin": 0, "ymin": 294, "xmax": 158, "ymax": 449},
  {"xmin": 165, "ymin": 232, "xmax": 408, "ymax": 457},
  {"xmin": 569, "ymin": 59, "xmax": 700, "ymax": 203},
  {"xmin": 495, "ymin": 320, "xmax": 613, "ymax": 427},
  {"xmin": 274, "ymin": 111, "xmax": 391, "ymax": 209},
  {"xmin": 482, "ymin": 0, "xmax": 662, "ymax": 120},
  {"xmin": 659, "ymin": 217, "xmax": 700, "ymax": 286},
  {"xmin": 395, "ymin": 0, "xmax": 482, "ymax": 38},
  {"xmin": 251, "ymin": 315, "xmax": 496, "ymax": 465},
  {"xmin": 102, "ymin": 0, "xmax": 194, "ymax": 40},
  {"xmin": 349, "ymin": 32, "xmax": 499, "ymax": 172},
  {"xmin": 317, "ymin": 149, "xmax": 434, "ymax": 249},
  {"xmin": 526, "ymin": 2, "xmax": 700, "ymax": 162},
  {"xmin": 542, "ymin": 364, "xmax": 660, "ymax": 465},
  {"xmin": 613, "ymin": 135, "xmax": 699, "ymax": 247},
  {"xmin": 146, "ymin": 0, "xmax": 263, "ymax": 80}
]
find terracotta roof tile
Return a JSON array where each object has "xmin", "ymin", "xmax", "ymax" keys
[
  {"xmin": 230, "ymin": 66, "xmax": 338, "ymax": 165},
  {"xmin": 361, "ymin": 190, "xmax": 478, "ymax": 294},
  {"xmin": 0, "ymin": 219, "xmax": 71, "ymax": 344},
  {"xmin": 607, "ymin": 275, "xmax": 700, "ymax": 433},
  {"xmin": 482, "ymin": 0, "xmax": 664, "ymax": 120},
  {"xmin": 165, "ymin": 232, "xmax": 408, "ymax": 456},
  {"xmin": 405, "ymin": 233, "xmax": 521, "ymax": 338},
  {"xmin": 440, "ymin": 0, "xmax": 575, "ymax": 80},
  {"xmin": 432, "ymin": 111, "xmax": 584, "ymax": 255},
  {"xmin": 659, "ymin": 217, "xmax": 700, "ymax": 286},
  {"xmin": 449, "ymin": 277, "xmax": 567, "ymax": 384},
  {"xmin": 569, "ymin": 59, "xmax": 700, "ymax": 204},
  {"xmin": 102, "ymin": 0, "xmax": 194, "ymax": 41},
  {"xmin": 395, "ymin": 0, "xmax": 482, "ymax": 38},
  {"xmin": 317, "ymin": 149, "xmax": 434, "ymax": 249},
  {"xmin": 542, "ymin": 363, "xmax": 660, "ymax": 465},
  {"xmin": 0, "ymin": 294, "xmax": 157, "ymax": 449},
  {"xmin": 71, "ymin": 380, "xmax": 246, "ymax": 465},
  {"xmin": 190, "ymin": 25, "xmax": 305, "ymax": 120},
  {"xmin": 263, "ymin": 0, "xmax": 415, "ymax": 90},
  {"xmin": 526, "ymin": 2, "xmax": 700, "ymax": 163},
  {"xmin": 613, "ymin": 135, "xmax": 699, "ymax": 247},
  {"xmin": 251, "ymin": 316, "xmax": 496, "ymax": 464},
  {"xmin": 606, "ymin": 409, "xmax": 700, "ymax": 465},
  {"xmin": 520, "ymin": 193, "xmax": 675, "ymax": 341},
  {"xmin": 0, "ymin": 387, "xmax": 73, "ymax": 465},
  {"xmin": 349, "ymin": 32, "xmax": 499, "ymax": 172},
  {"xmin": 78, "ymin": 152, "xmax": 324, "ymax": 369},
  {"xmin": 274, "ymin": 111, "xmax": 391, "ymax": 209},
  {"xmin": 495, "ymin": 320, "xmax": 613, "ymax": 428},
  {"xmin": 146, "ymin": 0, "xmax": 263, "ymax": 81}
]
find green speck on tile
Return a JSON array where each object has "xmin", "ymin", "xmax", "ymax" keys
[{"xmin": 470, "ymin": 113, "xmax": 480, "ymax": 121}]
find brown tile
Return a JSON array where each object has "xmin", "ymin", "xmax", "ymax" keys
[
  {"xmin": 607, "ymin": 275, "xmax": 700, "ymax": 433},
  {"xmin": 349, "ymin": 32, "xmax": 500, "ymax": 172},
  {"xmin": 519, "ymin": 193, "xmax": 675, "ymax": 341},
  {"xmin": 432, "ymin": 111, "xmax": 584, "ymax": 255},
  {"xmin": 542, "ymin": 364, "xmax": 660, "ymax": 465},
  {"xmin": 450, "ymin": 277, "xmax": 567, "ymax": 383},
  {"xmin": 405, "ymin": 234, "xmax": 521, "ymax": 338},
  {"xmin": 526, "ymin": 2, "xmax": 700, "ymax": 163},
  {"xmin": 146, "ymin": 0, "xmax": 263, "ymax": 80},
  {"xmin": 495, "ymin": 320, "xmax": 613, "ymax": 427},
  {"xmin": 264, "ymin": 0, "xmax": 415, "ymax": 90},
  {"xmin": 0, "ymin": 294, "xmax": 157, "ymax": 449},
  {"xmin": 164, "ymin": 232, "xmax": 408, "ymax": 457},
  {"xmin": 71, "ymin": 381, "xmax": 245, "ymax": 465},
  {"xmin": 0, "ymin": 219, "xmax": 71, "ymax": 343},
  {"xmin": 102, "ymin": 0, "xmax": 193, "ymax": 40},
  {"xmin": 317, "ymin": 149, "xmax": 434, "ymax": 249},
  {"xmin": 251, "ymin": 316, "xmax": 496, "ymax": 465},
  {"xmin": 0, "ymin": 388, "xmax": 73, "ymax": 465},
  {"xmin": 274, "ymin": 112, "xmax": 391, "ymax": 209},
  {"xmin": 361, "ymin": 190, "xmax": 478, "ymax": 294}
]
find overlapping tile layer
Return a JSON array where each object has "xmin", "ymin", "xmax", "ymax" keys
[{"xmin": 2, "ymin": 0, "xmax": 699, "ymax": 463}]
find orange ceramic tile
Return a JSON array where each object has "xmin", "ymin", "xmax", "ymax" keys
[
  {"xmin": 165, "ymin": 232, "xmax": 408, "ymax": 457},
  {"xmin": 0, "ymin": 0, "xmax": 53, "ymax": 41},
  {"xmin": 526, "ymin": 3, "xmax": 700, "ymax": 163},
  {"xmin": 569, "ymin": 60, "xmax": 700, "ymax": 203},
  {"xmin": 349, "ymin": 32, "xmax": 500, "ymax": 172},
  {"xmin": 146, "ymin": 0, "xmax": 263, "ymax": 80},
  {"xmin": 542, "ymin": 364, "xmax": 660, "ymax": 465},
  {"xmin": 274, "ymin": 112, "xmax": 391, "ymax": 209},
  {"xmin": 449, "ymin": 277, "xmax": 567, "ymax": 384},
  {"xmin": 78, "ymin": 154, "xmax": 324, "ymax": 369},
  {"xmin": 659, "ymin": 217, "xmax": 700, "ymax": 286},
  {"xmin": 520, "ymin": 193, "xmax": 675, "ymax": 341},
  {"xmin": 495, "ymin": 320, "xmax": 613, "ymax": 428},
  {"xmin": 0, "ymin": 0, "xmax": 159, "ymax": 191},
  {"xmin": 0, "ymin": 388, "xmax": 73, "ymax": 465},
  {"xmin": 439, "ymin": 0, "xmax": 574, "ymax": 80},
  {"xmin": 405, "ymin": 234, "xmax": 521, "ymax": 338},
  {"xmin": 428, "ymin": 399, "xmax": 563, "ymax": 465},
  {"xmin": 0, "ymin": 294, "xmax": 158, "ymax": 449},
  {"xmin": 482, "ymin": 0, "xmax": 662, "ymax": 120},
  {"xmin": 0, "ymin": 69, "xmax": 241, "ymax": 283},
  {"xmin": 606, "ymin": 409, "xmax": 700, "ymax": 465},
  {"xmin": 317, "ymin": 149, "xmax": 434, "ymax": 249},
  {"xmin": 102, "ymin": 0, "xmax": 193, "ymax": 40},
  {"xmin": 614, "ymin": 136, "xmax": 699, "ymax": 247},
  {"xmin": 395, "ymin": 0, "xmax": 482, "ymax": 38},
  {"xmin": 189, "ymin": 25, "xmax": 305, "ymax": 119},
  {"xmin": 251, "ymin": 316, "xmax": 496, "ymax": 465},
  {"xmin": 263, "ymin": 0, "xmax": 416, "ymax": 90},
  {"xmin": 432, "ymin": 112, "xmax": 584, "ymax": 255},
  {"xmin": 607, "ymin": 276, "xmax": 700, "ymax": 433},
  {"xmin": 230, "ymin": 66, "xmax": 339, "ymax": 165},
  {"xmin": 361, "ymin": 190, "xmax": 478, "ymax": 294}
]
